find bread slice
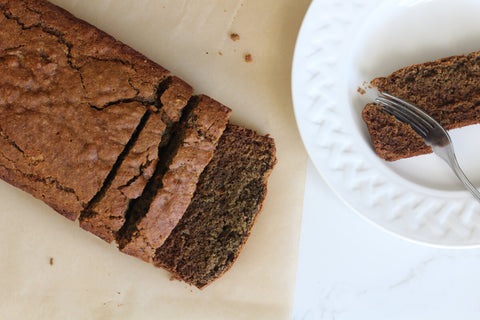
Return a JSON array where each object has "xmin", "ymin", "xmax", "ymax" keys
[
  {"xmin": 79, "ymin": 78, "xmax": 193, "ymax": 243},
  {"xmin": 363, "ymin": 50, "xmax": 480, "ymax": 161},
  {"xmin": 0, "ymin": 0, "xmax": 170, "ymax": 220},
  {"xmin": 117, "ymin": 95, "xmax": 232, "ymax": 262},
  {"xmin": 154, "ymin": 125, "xmax": 277, "ymax": 289}
]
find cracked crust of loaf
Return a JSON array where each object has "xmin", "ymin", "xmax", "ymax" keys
[
  {"xmin": 0, "ymin": 0, "xmax": 171, "ymax": 220},
  {"xmin": 154, "ymin": 125, "xmax": 277, "ymax": 289},
  {"xmin": 117, "ymin": 95, "xmax": 232, "ymax": 262},
  {"xmin": 79, "ymin": 79, "xmax": 193, "ymax": 243}
]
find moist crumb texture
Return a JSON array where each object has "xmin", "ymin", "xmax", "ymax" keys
[
  {"xmin": 117, "ymin": 95, "xmax": 232, "ymax": 262},
  {"xmin": 362, "ymin": 103, "xmax": 432, "ymax": 161},
  {"xmin": 154, "ymin": 125, "xmax": 277, "ymax": 289},
  {"xmin": 0, "ymin": 0, "xmax": 170, "ymax": 220},
  {"xmin": 364, "ymin": 51, "xmax": 480, "ymax": 161}
]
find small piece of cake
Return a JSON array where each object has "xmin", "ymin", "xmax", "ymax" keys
[
  {"xmin": 363, "ymin": 50, "xmax": 480, "ymax": 161},
  {"xmin": 154, "ymin": 125, "xmax": 277, "ymax": 289}
]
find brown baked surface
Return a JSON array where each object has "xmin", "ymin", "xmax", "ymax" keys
[
  {"xmin": 79, "ymin": 78, "xmax": 192, "ymax": 243},
  {"xmin": 1, "ymin": 0, "xmax": 279, "ymax": 289},
  {"xmin": 0, "ymin": 0, "xmax": 170, "ymax": 220},
  {"xmin": 154, "ymin": 124, "xmax": 277, "ymax": 289},
  {"xmin": 117, "ymin": 95, "xmax": 232, "ymax": 262},
  {"xmin": 364, "ymin": 51, "xmax": 480, "ymax": 161}
]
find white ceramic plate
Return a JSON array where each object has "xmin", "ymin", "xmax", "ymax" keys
[{"xmin": 292, "ymin": 0, "xmax": 480, "ymax": 247}]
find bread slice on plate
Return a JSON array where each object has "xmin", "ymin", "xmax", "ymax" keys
[{"xmin": 363, "ymin": 51, "xmax": 480, "ymax": 161}]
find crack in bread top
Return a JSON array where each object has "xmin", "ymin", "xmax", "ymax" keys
[{"xmin": 0, "ymin": 0, "xmax": 170, "ymax": 219}]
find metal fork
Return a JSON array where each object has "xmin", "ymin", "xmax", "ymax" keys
[{"xmin": 375, "ymin": 92, "xmax": 480, "ymax": 203}]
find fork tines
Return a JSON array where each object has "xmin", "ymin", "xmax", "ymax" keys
[{"xmin": 375, "ymin": 92, "xmax": 436, "ymax": 137}]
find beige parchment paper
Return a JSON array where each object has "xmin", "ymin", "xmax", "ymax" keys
[{"xmin": 0, "ymin": 0, "xmax": 310, "ymax": 319}]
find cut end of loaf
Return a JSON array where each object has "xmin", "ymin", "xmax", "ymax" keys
[{"xmin": 154, "ymin": 124, "xmax": 277, "ymax": 289}]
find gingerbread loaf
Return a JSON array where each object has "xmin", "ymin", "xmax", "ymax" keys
[
  {"xmin": 154, "ymin": 125, "xmax": 277, "ymax": 289},
  {"xmin": 0, "ymin": 0, "xmax": 277, "ymax": 289},
  {"xmin": 363, "ymin": 50, "xmax": 480, "ymax": 161}
]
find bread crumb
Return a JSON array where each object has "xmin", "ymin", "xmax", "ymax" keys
[
  {"xmin": 357, "ymin": 87, "xmax": 366, "ymax": 95},
  {"xmin": 218, "ymin": 51, "xmax": 223, "ymax": 56},
  {"xmin": 49, "ymin": 257, "xmax": 54, "ymax": 265},
  {"xmin": 362, "ymin": 81, "xmax": 373, "ymax": 89},
  {"xmin": 230, "ymin": 33, "xmax": 240, "ymax": 41},
  {"xmin": 244, "ymin": 54, "xmax": 253, "ymax": 63}
]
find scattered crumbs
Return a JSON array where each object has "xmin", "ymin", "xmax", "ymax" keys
[
  {"xmin": 218, "ymin": 51, "xmax": 223, "ymax": 56},
  {"xmin": 244, "ymin": 53, "xmax": 253, "ymax": 63},
  {"xmin": 205, "ymin": 51, "xmax": 209, "ymax": 55},
  {"xmin": 357, "ymin": 87, "xmax": 366, "ymax": 95},
  {"xmin": 49, "ymin": 257, "xmax": 54, "ymax": 266},
  {"xmin": 117, "ymin": 292, "xmax": 121, "ymax": 295},
  {"xmin": 362, "ymin": 80, "xmax": 373, "ymax": 89},
  {"xmin": 230, "ymin": 33, "xmax": 240, "ymax": 41}
]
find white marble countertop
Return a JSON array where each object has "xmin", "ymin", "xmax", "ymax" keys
[{"xmin": 292, "ymin": 159, "xmax": 480, "ymax": 320}]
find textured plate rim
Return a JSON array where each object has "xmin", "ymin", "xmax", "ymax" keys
[{"xmin": 291, "ymin": 0, "xmax": 480, "ymax": 248}]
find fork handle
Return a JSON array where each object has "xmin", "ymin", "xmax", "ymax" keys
[{"xmin": 439, "ymin": 148, "xmax": 480, "ymax": 203}]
